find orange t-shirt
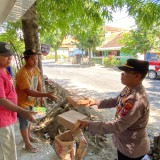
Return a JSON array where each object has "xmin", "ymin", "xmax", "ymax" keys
[{"xmin": 16, "ymin": 66, "xmax": 42, "ymax": 108}]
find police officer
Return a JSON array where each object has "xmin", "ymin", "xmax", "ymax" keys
[{"xmin": 79, "ymin": 59, "xmax": 150, "ymax": 160}]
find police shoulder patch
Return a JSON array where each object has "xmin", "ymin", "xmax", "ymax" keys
[{"xmin": 120, "ymin": 101, "xmax": 134, "ymax": 117}]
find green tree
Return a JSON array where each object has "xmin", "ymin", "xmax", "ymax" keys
[
  {"xmin": 40, "ymin": 29, "xmax": 64, "ymax": 62},
  {"xmin": 126, "ymin": 0, "xmax": 160, "ymax": 28},
  {"xmin": 73, "ymin": 25, "xmax": 105, "ymax": 63},
  {"xmin": 0, "ymin": 22, "xmax": 24, "ymax": 70},
  {"xmin": 36, "ymin": 0, "xmax": 123, "ymax": 64},
  {"xmin": 2, "ymin": 0, "xmax": 160, "ymax": 66},
  {"xmin": 119, "ymin": 27, "xmax": 159, "ymax": 58},
  {"xmin": 0, "ymin": 22, "xmax": 24, "ymax": 53},
  {"xmin": 36, "ymin": 0, "xmax": 114, "ymax": 35},
  {"xmin": 1, "ymin": 0, "xmax": 118, "ymax": 68},
  {"xmin": 36, "ymin": 0, "xmax": 115, "ymax": 64}
]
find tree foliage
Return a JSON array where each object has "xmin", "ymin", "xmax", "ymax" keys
[
  {"xmin": 1, "ymin": 0, "xmax": 160, "ymax": 56},
  {"xmin": 119, "ymin": 27, "xmax": 159, "ymax": 55},
  {"xmin": 36, "ymin": 0, "xmax": 115, "ymax": 34},
  {"xmin": 0, "ymin": 22, "xmax": 24, "ymax": 54},
  {"xmin": 0, "ymin": 0, "xmax": 127, "ymax": 63},
  {"xmin": 40, "ymin": 29, "xmax": 63, "ymax": 51},
  {"xmin": 73, "ymin": 25, "xmax": 105, "ymax": 52},
  {"xmin": 125, "ymin": 0, "xmax": 160, "ymax": 28},
  {"xmin": 36, "ymin": 0, "xmax": 116, "ymax": 52}
]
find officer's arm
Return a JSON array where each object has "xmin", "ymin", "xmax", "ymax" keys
[
  {"xmin": 98, "ymin": 97, "xmax": 118, "ymax": 109},
  {"xmin": 88, "ymin": 101, "xmax": 147, "ymax": 135}
]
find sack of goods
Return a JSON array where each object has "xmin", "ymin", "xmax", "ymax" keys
[
  {"xmin": 54, "ymin": 129, "xmax": 88, "ymax": 160},
  {"xmin": 55, "ymin": 110, "xmax": 88, "ymax": 160}
]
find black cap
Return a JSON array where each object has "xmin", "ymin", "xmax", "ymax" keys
[
  {"xmin": 0, "ymin": 42, "xmax": 15, "ymax": 56},
  {"xmin": 118, "ymin": 59, "xmax": 149, "ymax": 74},
  {"xmin": 22, "ymin": 49, "xmax": 41, "ymax": 58}
]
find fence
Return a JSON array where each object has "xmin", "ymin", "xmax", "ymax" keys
[{"xmin": 92, "ymin": 56, "xmax": 134, "ymax": 65}]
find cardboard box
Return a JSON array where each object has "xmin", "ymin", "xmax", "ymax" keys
[
  {"xmin": 67, "ymin": 96, "xmax": 89, "ymax": 107},
  {"xmin": 57, "ymin": 110, "xmax": 87, "ymax": 130}
]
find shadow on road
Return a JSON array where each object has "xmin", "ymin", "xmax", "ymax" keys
[
  {"xmin": 145, "ymin": 79, "xmax": 160, "ymax": 109},
  {"xmin": 52, "ymin": 78, "xmax": 119, "ymax": 99},
  {"xmin": 43, "ymin": 62, "xmax": 93, "ymax": 68}
]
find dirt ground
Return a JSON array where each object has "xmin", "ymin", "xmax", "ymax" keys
[{"xmin": 80, "ymin": 106, "xmax": 117, "ymax": 160}]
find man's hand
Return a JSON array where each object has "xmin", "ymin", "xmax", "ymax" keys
[
  {"xmin": 78, "ymin": 120, "xmax": 89, "ymax": 129},
  {"xmin": 40, "ymin": 97, "xmax": 44, "ymax": 106},
  {"xmin": 18, "ymin": 109, "xmax": 37, "ymax": 123},
  {"xmin": 85, "ymin": 98, "xmax": 97, "ymax": 107},
  {"xmin": 46, "ymin": 92, "xmax": 58, "ymax": 100}
]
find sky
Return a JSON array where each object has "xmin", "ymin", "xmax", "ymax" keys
[{"xmin": 107, "ymin": 9, "xmax": 136, "ymax": 29}]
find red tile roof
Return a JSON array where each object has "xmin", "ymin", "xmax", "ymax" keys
[
  {"xmin": 59, "ymin": 26, "xmax": 128, "ymax": 49},
  {"xmin": 98, "ymin": 26, "xmax": 129, "ymax": 49},
  {"xmin": 104, "ymin": 26, "xmax": 129, "ymax": 32},
  {"xmin": 101, "ymin": 32, "xmax": 124, "ymax": 48},
  {"xmin": 60, "ymin": 37, "xmax": 77, "ymax": 48}
]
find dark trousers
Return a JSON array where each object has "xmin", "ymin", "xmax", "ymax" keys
[{"xmin": 118, "ymin": 150, "xmax": 144, "ymax": 160}]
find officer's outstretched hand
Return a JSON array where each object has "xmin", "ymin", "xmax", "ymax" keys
[
  {"xmin": 85, "ymin": 98, "xmax": 97, "ymax": 107},
  {"xmin": 18, "ymin": 109, "xmax": 37, "ymax": 123},
  {"xmin": 78, "ymin": 120, "xmax": 89, "ymax": 129}
]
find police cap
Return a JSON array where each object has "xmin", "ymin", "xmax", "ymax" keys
[{"xmin": 118, "ymin": 59, "xmax": 149, "ymax": 74}]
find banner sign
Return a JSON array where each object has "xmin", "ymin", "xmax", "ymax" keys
[
  {"xmin": 145, "ymin": 52, "xmax": 158, "ymax": 61},
  {"xmin": 41, "ymin": 44, "xmax": 50, "ymax": 56}
]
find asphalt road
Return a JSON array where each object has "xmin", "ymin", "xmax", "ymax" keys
[
  {"xmin": 42, "ymin": 60, "xmax": 160, "ymax": 135},
  {"xmin": 42, "ymin": 61, "xmax": 123, "ymax": 96}
]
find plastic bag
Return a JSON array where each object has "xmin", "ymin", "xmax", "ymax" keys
[{"xmin": 33, "ymin": 106, "xmax": 46, "ymax": 119}]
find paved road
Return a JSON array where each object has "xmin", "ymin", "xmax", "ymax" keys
[{"xmin": 42, "ymin": 61, "xmax": 160, "ymax": 135}]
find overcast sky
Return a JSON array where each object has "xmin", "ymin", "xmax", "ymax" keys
[{"xmin": 107, "ymin": 9, "xmax": 136, "ymax": 29}]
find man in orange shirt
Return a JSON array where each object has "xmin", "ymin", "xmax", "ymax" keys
[{"xmin": 16, "ymin": 49, "xmax": 56, "ymax": 153}]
